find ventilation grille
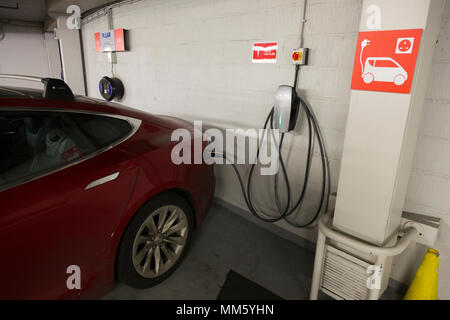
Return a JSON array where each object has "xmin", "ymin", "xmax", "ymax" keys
[{"xmin": 321, "ymin": 245, "xmax": 370, "ymax": 300}]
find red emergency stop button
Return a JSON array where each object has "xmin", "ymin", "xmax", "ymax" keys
[{"xmin": 292, "ymin": 48, "xmax": 308, "ymax": 65}]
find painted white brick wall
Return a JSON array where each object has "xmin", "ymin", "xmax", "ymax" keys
[
  {"xmin": 81, "ymin": 0, "xmax": 450, "ymax": 298},
  {"xmin": 0, "ymin": 25, "xmax": 61, "ymax": 88},
  {"xmin": 396, "ymin": 0, "xmax": 450, "ymax": 299}
]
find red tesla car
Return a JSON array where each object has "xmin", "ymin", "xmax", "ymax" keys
[{"xmin": 0, "ymin": 77, "xmax": 215, "ymax": 299}]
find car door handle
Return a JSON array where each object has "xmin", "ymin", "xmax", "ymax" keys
[{"xmin": 85, "ymin": 172, "xmax": 120, "ymax": 190}]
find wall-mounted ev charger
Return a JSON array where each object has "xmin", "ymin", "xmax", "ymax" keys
[
  {"xmin": 99, "ymin": 76, "xmax": 124, "ymax": 101},
  {"xmin": 214, "ymin": 84, "xmax": 330, "ymax": 229},
  {"xmin": 273, "ymin": 85, "xmax": 300, "ymax": 133}
]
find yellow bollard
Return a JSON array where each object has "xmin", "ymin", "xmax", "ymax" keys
[{"xmin": 404, "ymin": 248, "xmax": 439, "ymax": 300}]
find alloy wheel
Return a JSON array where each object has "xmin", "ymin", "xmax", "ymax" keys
[{"xmin": 132, "ymin": 205, "xmax": 188, "ymax": 278}]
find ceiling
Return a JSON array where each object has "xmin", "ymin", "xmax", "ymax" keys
[
  {"xmin": 46, "ymin": 0, "xmax": 116, "ymax": 30},
  {"xmin": 0, "ymin": 0, "xmax": 116, "ymax": 30},
  {"xmin": 0, "ymin": 0, "xmax": 47, "ymax": 23},
  {"xmin": 46, "ymin": 0, "xmax": 116, "ymax": 14}
]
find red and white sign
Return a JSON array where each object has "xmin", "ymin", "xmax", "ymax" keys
[
  {"xmin": 252, "ymin": 42, "xmax": 278, "ymax": 63},
  {"xmin": 351, "ymin": 29, "xmax": 423, "ymax": 94},
  {"xmin": 95, "ymin": 28, "xmax": 126, "ymax": 52},
  {"xmin": 95, "ymin": 32, "xmax": 102, "ymax": 52},
  {"xmin": 114, "ymin": 28, "xmax": 125, "ymax": 51}
]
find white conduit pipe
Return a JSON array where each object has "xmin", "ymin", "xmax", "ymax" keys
[
  {"xmin": 319, "ymin": 214, "xmax": 418, "ymax": 257},
  {"xmin": 310, "ymin": 213, "xmax": 418, "ymax": 300}
]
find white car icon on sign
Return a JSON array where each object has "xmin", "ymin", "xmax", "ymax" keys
[{"xmin": 362, "ymin": 57, "xmax": 408, "ymax": 86}]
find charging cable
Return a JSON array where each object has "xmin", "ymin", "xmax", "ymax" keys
[{"xmin": 213, "ymin": 94, "xmax": 330, "ymax": 228}]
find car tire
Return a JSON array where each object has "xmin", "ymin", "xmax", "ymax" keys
[{"xmin": 116, "ymin": 192, "xmax": 194, "ymax": 289}]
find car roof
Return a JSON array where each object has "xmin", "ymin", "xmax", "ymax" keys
[
  {"xmin": 0, "ymin": 86, "xmax": 45, "ymax": 99},
  {"xmin": 0, "ymin": 85, "xmax": 133, "ymax": 114},
  {"xmin": 0, "ymin": 85, "xmax": 191, "ymax": 132},
  {"xmin": 0, "ymin": 85, "xmax": 111, "ymax": 106}
]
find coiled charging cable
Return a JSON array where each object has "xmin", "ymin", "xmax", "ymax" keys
[{"xmin": 213, "ymin": 95, "xmax": 330, "ymax": 228}]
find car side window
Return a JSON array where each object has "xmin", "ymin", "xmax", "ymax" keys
[
  {"xmin": 376, "ymin": 60, "xmax": 397, "ymax": 68},
  {"xmin": 0, "ymin": 111, "xmax": 132, "ymax": 189}
]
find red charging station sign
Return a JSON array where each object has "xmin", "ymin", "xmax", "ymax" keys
[
  {"xmin": 252, "ymin": 42, "xmax": 278, "ymax": 63},
  {"xmin": 95, "ymin": 28, "xmax": 126, "ymax": 52},
  {"xmin": 351, "ymin": 29, "xmax": 423, "ymax": 94}
]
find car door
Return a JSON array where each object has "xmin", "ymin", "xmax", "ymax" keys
[{"xmin": 0, "ymin": 109, "xmax": 140, "ymax": 299}]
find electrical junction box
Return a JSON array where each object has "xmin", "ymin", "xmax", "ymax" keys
[
  {"xmin": 292, "ymin": 48, "xmax": 308, "ymax": 65},
  {"xmin": 399, "ymin": 211, "xmax": 440, "ymax": 246}
]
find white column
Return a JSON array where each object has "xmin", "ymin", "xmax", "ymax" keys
[
  {"xmin": 333, "ymin": 0, "xmax": 445, "ymax": 245},
  {"xmin": 43, "ymin": 32, "xmax": 62, "ymax": 79},
  {"xmin": 54, "ymin": 16, "xmax": 86, "ymax": 95}
]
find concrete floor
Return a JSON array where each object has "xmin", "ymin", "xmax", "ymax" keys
[{"xmin": 104, "ymin": 203, "xmax": 402, "ymax": 300}]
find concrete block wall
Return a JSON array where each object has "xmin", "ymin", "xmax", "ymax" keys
[
  {"xmin": 394, "ymin": 0, "xmax": 450, "ymax": 298},
  {"xmin": 81, "ymin": 0, "xmax": 450, "ymax": 298},
  {"xmin": 0, "ymin": 25, "xmax": 61, "ymax": 88}
]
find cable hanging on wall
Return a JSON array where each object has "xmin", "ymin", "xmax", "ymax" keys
[
  {"xmin": 212, "ymin": 0, "xmax": 330, "ymax": 228},
  {"xmin": 214, "ymin": 91, "xmax": 330, "ymax": 228}
]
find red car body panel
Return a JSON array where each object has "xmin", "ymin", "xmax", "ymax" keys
[{"xmin": 0, "ymin": 92, "xmax": 215, "ymax": 299}]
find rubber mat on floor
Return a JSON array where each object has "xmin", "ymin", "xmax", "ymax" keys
[{"xmin": 217, "ymin": 270, "xmax": 283, "ymax": 300}]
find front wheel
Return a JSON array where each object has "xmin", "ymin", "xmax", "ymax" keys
[
  {"xmin": 394, "ymin": 75, "xmax": 406, "ymax": 86},
  {"xmin": 117, "ymin": 192, "xmax": 194, "ymax": 288},
  {"xmin": 363, "ymin": 73, "xmax": 374, "ymax": 84}
]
